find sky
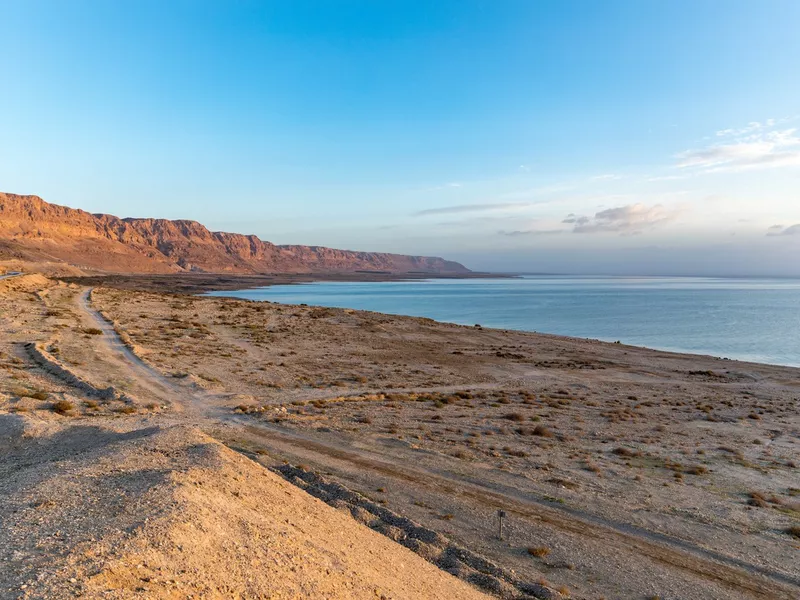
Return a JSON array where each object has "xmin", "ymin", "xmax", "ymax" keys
[{"xmin": 2, "ymin": 0, "xmax": 800, "ymax": 276}]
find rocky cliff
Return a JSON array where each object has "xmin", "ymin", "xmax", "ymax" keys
[{"xmin": 0, "ymin": 193, "xmax": 470, "ymax": 274}]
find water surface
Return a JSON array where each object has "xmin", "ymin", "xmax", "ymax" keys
[{"xmin": 207, "ymin": 276, "xmax": 800, "ymax": 367}]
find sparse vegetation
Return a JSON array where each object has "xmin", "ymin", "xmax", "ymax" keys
[{"xmin": 52, "ymin": 399, "xmax": 74, "ymax": 415}]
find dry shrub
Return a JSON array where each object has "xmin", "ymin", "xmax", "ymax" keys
[
  {"xmin": 52, "ymin": 400, "xmax": 74, "ymax": 415},
  {"xmin": 612, "ymin": 447, "xmax": 641, "ymax": 458}
]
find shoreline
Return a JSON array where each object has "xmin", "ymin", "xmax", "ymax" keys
[
  {"xmin": 59, "ymin": 270, "xmax": 800, "ymax": 370},
  {"xmin": 59, "ymin": 270, "xmax": 509, "ymax": 294},
  {"xmin": 205, "ymin": 287, "xmax": 800, "ymax": 372}
]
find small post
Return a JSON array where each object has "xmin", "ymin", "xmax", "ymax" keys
[{"xmin": 497, "ymin": 509, "xmax": 506, "ymax": 540}]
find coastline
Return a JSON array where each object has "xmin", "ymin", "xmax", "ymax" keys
[
  {"xmin": 59, "ymin": 270, "xmax": 509, "ymax": 294},
  {"xmin": 205, "ymin": 279, "xmax": 800, "ymax": 371}
]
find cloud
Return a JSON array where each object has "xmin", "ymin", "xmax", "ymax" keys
[
  {"xmin": 767, "ymin": 224, "xmax": 800, "ymax": 236},
  {"xmin": 715, "ymin": 120, "xmax": 774, "ymax": 137},
  {"xmin": 422, "ymin": 182, "xmax": 463, "ymax": 192},
  {"xmin": 413, "ymin": 202, "xmax": 531, "ymax": 216},
  {"xmin": 677, "ymin": 127, "xmax": 800, "ymax": 173},
  {"xmin": 646, "ymin": 174, "xmax": 686, "ymax": 182},
  {"xmin": 590, "ymin": 174, "xmax": 622, "ymax": 181},
  {"xmin": 568, "ymin": 203, "xmax": 681, "ymax": 234},
  {"xmin": 562, "ymin": 213, "xmax": 590, "ymax": 225},
  {"xmin": 498, "ymin": 229, "xmax": 564, "ymax": 237}
]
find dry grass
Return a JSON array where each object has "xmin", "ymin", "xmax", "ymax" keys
[{"xmin": 51, "ymin": 400, "xmax": 74, "ymax": 415}]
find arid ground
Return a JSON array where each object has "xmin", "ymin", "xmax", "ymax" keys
[{"xmin": 1, "ymin": 272, "xmax": 798, "ymax": 599}]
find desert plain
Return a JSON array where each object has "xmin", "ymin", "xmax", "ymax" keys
[{"xmin": 1, "ymin": 271, "xmax": 798, "ymax": 600}]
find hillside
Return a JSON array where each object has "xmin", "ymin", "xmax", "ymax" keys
[
  {"xmin": 0, "ymin": 192, "xmax": 470, "ymax": 275},
  {"xmin": 0, "ymin": 416, "xmax": 490, "ymax": 599}
]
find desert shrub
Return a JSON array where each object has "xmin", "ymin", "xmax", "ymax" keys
[
  {"xmin": 685, "ymin": 465, "xmax": 708, "ymax": 475},
  {"xmin": 532, "ymin": 425, "xmax": 554, "ymax": 437},
  {"xmin": 504, "ymin": 412, "xmax": 525, "ymax": 422},
  {"xmin": 52, "ymin": 400, "xmax": 74, "ymax": 415},
  {"xmin": 505, "ymin": 448, "xmax": 528, "ymax": 457},
  {"xmin": 612, "ymin": 447, "xmax": 641, "ymax": 458},
  {"xmin": 527, "ymin": 546, "xmax": 550, "ymax": 557},
  {"xmin": 14, "ymin": 388, "xmax": 49, "ymax": 400},
  {"xmin": 82, "ymin": 327, "xmax": 103, "ymax": 335}
]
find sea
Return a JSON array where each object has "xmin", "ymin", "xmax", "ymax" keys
[{"xmin": 206, "ymin": 276, "xmax": 800, "ymax": 368}]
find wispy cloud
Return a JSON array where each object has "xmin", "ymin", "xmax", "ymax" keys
[
  {"xmin": 646, "ymin": 174, "xmax": 686, "ymax": 182},
  {"xmin": 767, "ymin": 224, "xmax": 800, "ymax": 237},
  {"xmin": 590, "ymin": 174, "xmax": 622, "ymax": 181},
  {"xmin": 677, "ymin": 126, "xmax": 800, "ymax": 173},
  {"xmin": 413, "ymin": 202, "xmax": 531, "ymax": 216},
  {"xmin": 422, "ymin": 182, "xmax": 463, "ymax": 192},
  {"xmin": 567, "ymin": 203, "xmax": 681, "ymax": 234},
  {"xmin": 715, "ymin": 119, "xmax": 775, "ymax": 138},
  {"xmin": 498, "ymin": 228, "xmax": 564, "ymax": 237},
  {"xmin": 562, "ymin": 213, "xmax": 590, "ymax": 226}
]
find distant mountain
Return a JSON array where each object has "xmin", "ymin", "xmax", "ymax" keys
[{"xmin": 0, "ymin": 192, "xmax": 470, "ymax": 275}]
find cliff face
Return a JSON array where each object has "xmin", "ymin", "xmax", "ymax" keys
[{"xmin": 0, "ymin": 193, "xmax": 470, "ymax": 274}]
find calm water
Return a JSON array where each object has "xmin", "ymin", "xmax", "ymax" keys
[{"xmin": 207, "ymin": 276, "xmax": 800, "ymax": 367}]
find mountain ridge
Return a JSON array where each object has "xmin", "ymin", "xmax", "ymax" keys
[{"xmin": 0, "ymin": 192, "xmax": 470, "ymax": 275}]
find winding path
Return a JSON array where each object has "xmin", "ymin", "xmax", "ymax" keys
[{"xmin": 77, "ymin": 288, "xmax": 227, "ymax": 419}]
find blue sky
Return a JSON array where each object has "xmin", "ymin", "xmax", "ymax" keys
[{"xmin": 2, "ymin": 1, "xmax": 800, "ymax": 275}]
